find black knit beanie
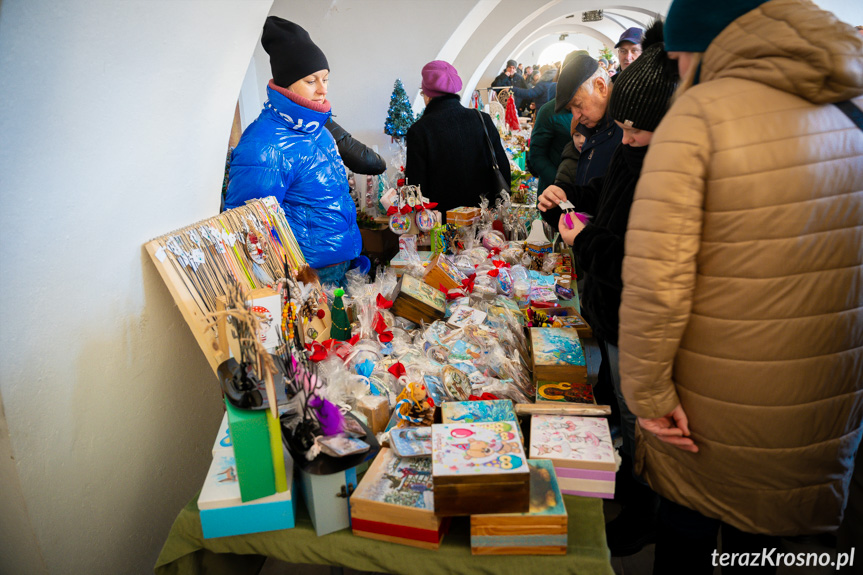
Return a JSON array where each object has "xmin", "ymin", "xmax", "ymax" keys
[
  {"xmin": 261, "ymin": 16, "xmax": 329, "ymax": 88},
  {"xmin": 608, "ymin": 21, "xmax": 678, "ymax": 132}
]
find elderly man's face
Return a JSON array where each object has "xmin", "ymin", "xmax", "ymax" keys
[
  {"xmin": 617, "ymin": 42, "xmax": 642, "ymax": 70},
  {"xmin": 566, "ymin": 78, "xmax": 610, "ymax": 129}
]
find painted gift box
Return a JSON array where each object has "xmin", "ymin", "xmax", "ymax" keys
[
  {"xmin": 392, "ymin": 273, "xmax": 446, "ymax": 325},
  {"xmin": 432, "ymin": 422, "xmax": 530, "ymax": 516},
  {"xmin": 440, "ymin": 399, "xmax": 522, "ymax": 443},
  {"xmin": 529, "ymin": 328, "xmax": 587, "ymax": 386},
  {"xmin": 528, "ymin": 415, "xmax": 616, "ymax": 499},
  {"xmin": 423, "ymin": 253, "xmax": 468, "ymax": 294},
  {"xmin": 350, "ymin": 448, "xmax": 449, "ymax": 549},
  {"xmin": 535, "ymin": 306, "xmax": 593, "ymax": 338},
  {"xmin": 470, "ymin": 459, "xmax": 567, "ymax": 555},
  {"xmin": 198, "ymin": 447, "xmax": 296, "ymax": 539},
  {"xmin": 535, "ymin": 381, "xmax": 596, "ymax": 405},
  {"xmin": 446, "ymin": 206, "xmax": 481, "ymax": 226},
  {"xmin": 389, "ymin": 250, "xmax": 433, "ymax": 276}
]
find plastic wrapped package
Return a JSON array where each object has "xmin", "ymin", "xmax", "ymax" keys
[
  {"xmin": 480, "ymin": 229, "xmax": 507, "ymax": 252},
  {"xmin": 452, "ymin": 254, "xmax": 477, "ymax": 278}
]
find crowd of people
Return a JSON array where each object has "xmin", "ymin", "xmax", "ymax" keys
[{"xmin": 222, "ymin": 2, "xmax": 863, "ymax": 572}]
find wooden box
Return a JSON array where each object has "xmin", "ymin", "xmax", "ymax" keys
[
  {"xmin": 529, "ymin": 415, "xmax": 616, "ymax": 499},
  {"xmin": 392, "ymin": 274, "xmax": 446, "ymax": 325},
  {"xmin": 198, "ymin": 446, "xmax": 297, "ymax": 539},
  {"xmin": 350, "ymin": 449, "xmax": 448, "ymax": 549},
  {"xmin": 470, "ymin": 459, "xmax": 567, "ymax": 555},
  {"xmin": 446, "ymin": 206, "xmax": 480, "ymax": 226},
  {"xmin": 298, "ymin": 466, "xmax": 359, "ymax": 536},
  {"xmin": 535, "ymin": 306, "xmax": 593, "ymax": 338},
  {"xmin": 441, "ymin": 399, "xmax": 522, "ymax": 443},
  {"xmin": 529, "ymin": 328, "xmax": 587, "ymax": 386},
  {"xmin": 432, "ymin": 422, "xmax": 530, "ymax": 516},
  {"xmin": 536, "ymin": 381, "xmax": 596, "ymax": 405},
  {"xmin": 423, "ymin": 253, "xmax": 468, "ymax": 293},
  {"xmin": 389, "ymin": 250, "xmax": 433, "ymax": 276}
]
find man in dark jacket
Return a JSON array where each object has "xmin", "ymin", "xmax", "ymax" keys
[
  {"xmin": 406, "ymin": 60, "xmax": 510, "ymax": 214},
  {"xmin": 526, "ymin": 100, "xmax": 573, "ymax": 195},
  {"xmin": 540, "ymin": 53, "xmax": 622, "ymax": 228},
  {"xmin": 491, "ymin": 59, "xmax": 525, "ymax": 88},
  {"xmin": 511, "ymin": 65, "xmax": 557, "ymax": 113}
]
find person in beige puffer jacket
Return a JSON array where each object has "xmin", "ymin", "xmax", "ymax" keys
[{"xmin": 617, "ymin": 0, "xmax": 863, "ymax": 571}]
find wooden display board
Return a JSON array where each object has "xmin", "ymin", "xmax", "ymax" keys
[{"xmin": 144, "ymin": 197, "xmax": 318, "ymax": 374}]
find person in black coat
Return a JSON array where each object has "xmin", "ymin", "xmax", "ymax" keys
[
  {"xmin": 406, "ymin": 60, "xmax": 510, "ymax": 215},
  {"xmin": 538, "ymin": 21, "xmax": 677, "ymax": 557}
]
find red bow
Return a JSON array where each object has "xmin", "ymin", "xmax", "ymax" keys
[
  {"xmin": 305, "ymin": 341, "xmax": 328, "ymax": 362},
  {"xmin": 400, "ymin": 204, "xmax": 412, "ymax": 215},
  {"xmin": 397, "ymin": 177, "xmax": 406, "ymax": 186},
  {"xmin": 487, "ymin": 247, "xmax": 502, "ymax": 256},
  {"xmin": 468, "ymin": 392, "xmax": 500, "ymax": 401},
  {"xmin": 421, "ymin": 202, "xmax": 438, "ymax": 210},
  {"xmin": 388, "ymin": 362, "xmax": 406, "ymax": 379},
  {"xmin": 487, "ymin": 269, "xmax": 499, "ymax": 278},
  {"xmin": 457, "ymin": 277, "xmax": 475, "ymax": 294},
  {"xmin": 492, "ymin": 260, "xmax": 511, "ymax": 269},
  {"xmin": 373, "ymin": 311, "xmax": 393, "ymax": 343},
  {"xmin": 376, "ymin": 293, "xmax": 393, "ymax": 309},
  {"xmin": 386, "ymin": 206, "xmax": 398, "ymax": 216}
]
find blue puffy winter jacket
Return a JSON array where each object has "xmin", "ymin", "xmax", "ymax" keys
[{"xmin": 225, "ymin": 85, "xmax": 362, "ymax": 269}]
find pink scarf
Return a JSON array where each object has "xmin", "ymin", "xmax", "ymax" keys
[{"xmin": 269, "ymin": 80, "xmax": 331, "ymax": 113}]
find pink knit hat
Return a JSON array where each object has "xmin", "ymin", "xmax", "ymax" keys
[{"xmin": 421, "ymin": 60, "xmax": 462, "ymax": 98}]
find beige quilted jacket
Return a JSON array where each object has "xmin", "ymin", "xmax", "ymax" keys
[{"xmin": 619, "ymin": 0, "xmax": 863, "ymax": 535}]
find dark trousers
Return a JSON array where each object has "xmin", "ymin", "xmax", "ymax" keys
[{"xmin": 654, "ymin": 497, "xmax": 780, "ymax": 575}]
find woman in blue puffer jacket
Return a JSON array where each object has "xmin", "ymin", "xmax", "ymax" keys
[{"xmin": 225, "ymin": 16, "xmax": 362, "ymax": 284}]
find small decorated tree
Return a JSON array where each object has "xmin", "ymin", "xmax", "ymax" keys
[
  {"xmin": 330, "ymin": 288, "xmax": 351, "ymax": 341},
  {"xmin": 384, "ymin": 79, "xmax": 415, "ymax": 141}
]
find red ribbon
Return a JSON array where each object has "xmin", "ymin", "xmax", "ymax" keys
[
  {"xmin": 376, "ymin": 293, "xmax": 393, "ymax": 309},
  {"xmin": 373, "ymin": 311, "xmax": 393, "ymax": 343},
  {"xmin": 386, "ymin": 206, "xmax": 398, "ymax": 216},
  {"xmin": 487, "ymin": 269, "xmax": 500, "ymax": 278},
  {"xmin": 492, "ymin": 259, "xmax": 510, "ymax": 269},
  {"xmin": 388, "ymin": 362, "xmax": 406, "ymax": 379},
  {"xmin": 305, "ymin": 341, "xmax": 328, "ymax": 362},
  {"xmin": 422, "ymin": 202, "xmax": 438, "ymax": 210},
  {"xmin": 397, "ymin": 177, "xmax": 406, "ymax": 187},
  {"xmin": 468, "ymin": 392, "xmax": 500, "ymax": 401},
  {"xmin": 461, "ymin": 274, "xmax": 476, "ymax": 294},
  {"xmin": 400, "ymin": 204, "xmax": 412, "ymax": 215}
]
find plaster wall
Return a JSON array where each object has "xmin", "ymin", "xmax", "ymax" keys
[{"xmin": 0, "ymin": 1, "xmax": 273, "ymax": 572}]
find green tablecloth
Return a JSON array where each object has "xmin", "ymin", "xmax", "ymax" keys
[{"xmin": 154, "ymin": 491, "xmax": 612, "ymax": 575}]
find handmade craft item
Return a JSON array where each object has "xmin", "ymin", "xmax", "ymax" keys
[
  {"xmin": 350, "ymin": 448, "xmax": 448, "ymax": 549},
  {"xmin": 446, "ymin": 206, "xmax": 481, "ymax": 227},
  {"xmin": 529, "ymin": 328, "xmax": 587, "ymax": 385},
  {"xmin": 145, "ymin": 197, "xmax": 310, "ymax": 374},
  {"xmin": 431, "ymin": 422, "xmax": 530, "ymax": 516},
  {"xmin": 389, "ymin": 426, "xmax": 433, "ymax": 458},
  {"xmin": 391, "ymin": 274, "xmax": 446, "ymax": 325},
  {"xmin": 529, "ymin": 415, "xmax": 616, "ymax": 499},
  {"xmin": 536, "ymin": 381, "xmax": 596, "ymax": 404},
  {"xmin": 423, "ymin": 253, "xmax": 468, "ymax": 294},
  {"xmin": 470, "ymin": 459, "xmax": 567, "ymax": 555}
]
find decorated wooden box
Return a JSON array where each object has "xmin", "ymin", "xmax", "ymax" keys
[
  {"xmin": 392, "ymin": 273, "xmax": 446, "ymax": 325},
  {"xmin": 536, "ymin": 381, "xmax": 596, "ymax": 405},
  {"xmin": 537, "ymin": 306, "xmax": 593, "ymax": 338},
  {"xmin": 350, "ymin": 448, "xmax": 448, "ymax": 549},
  {"xmin": 389, "ymin": 250, "xmax": 433, "ymax": 276},
  {"xmin": 423, "ymin": 253, "xmax": 468, "ymax": 293},
  {"xmin": 446, "ymin": 206, "xmax": 480, "ymax": 226},
  {"xmin": 470, "ymin": 459, "xmax": 567, "ymax": 555},
  {"xmin": 198, "ymin": 447, "xmax": 297, "ymax": 539},
  {"xmin": 432, "ymin": 422, "xmax": 530, "ymax": 516},
  {"xmin": 529, "ymin": 415, "xmax": 616, "ymax": 499},
  {"xmin": 441, "ymin": 399, "xmax": 522, "ymax": 442},
  {"xmin": 529, "ymin": 328, "xmax": 587, "ymax": 386}
]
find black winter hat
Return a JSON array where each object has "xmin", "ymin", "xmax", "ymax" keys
[
  {"xmin": 554, "ymin": 54, "xmax": 600, "ymax": 113},
  {"xmin": 608, "ymin": 21, "xmax": 678, "ymax": 132},
  {"xmin": 262, "ymin": 16, "xmax": 329, "ymax": 88}
]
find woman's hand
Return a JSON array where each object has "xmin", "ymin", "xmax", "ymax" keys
[
  {"xmin": 538, "ymin": 185, "xmax": 568, "ymax": 212},
  {"xmin": 558, "ymin": 214, "xmax": 585, "ymax": 245},
  {"xmin": 637, "ymin": 404, "xmax": 699, "ymax": 453}
]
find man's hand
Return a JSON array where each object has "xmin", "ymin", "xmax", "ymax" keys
[
  {"xmin": 538, "ymin": 185, "xmax": 568, "ymax": 212},
  {"xmin": 558, "ymin": 214, "xmax": 585, "ymax": 245},
  {"xmin": 637, "ymin": 404, "xmax": 699, "ymax": 453}
]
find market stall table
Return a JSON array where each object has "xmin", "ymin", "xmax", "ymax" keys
[{"xmin": 154, "ymin": 490, "xmax": 613, "ymax": 575}]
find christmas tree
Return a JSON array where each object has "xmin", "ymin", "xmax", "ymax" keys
[
  {"xmin": 330, "ymin": 288, "xmax": 351, "ymax": 341},
  {"xmin": 384, "ymin": 79, "xmax": 415, "ymax": 140}
]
